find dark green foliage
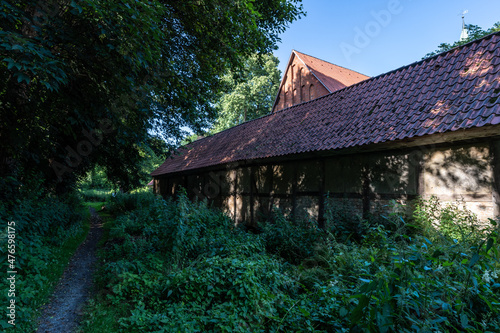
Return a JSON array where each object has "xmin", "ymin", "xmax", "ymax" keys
[
  {"xmin": 92, "ymin": 191, "xmax": 299, "ymax": 332},
  {"xmin": 324, "ymin": 198, "xmax": 367, "ymax": 242},
  {"xmin": 260, "ymin": 208, "xmax": 320, "ymax": 264},
  {"xmin": 0, "ymin": 0, "xmax": 304, "ymax": 192},
  {"xmin": 118, "ymin": 256, "xmax": 297, "ymax": 332},
  {"xmin": 324, "ymin": 199, "xmax": 410, "ymax": 243},
  {"xmin": 0, "ymin": 174, "xmax": 86, "ymax": 330},
  {"xmin": 106, "ymin": 190, "xmax": 159, "ymax": 216},
  {"xmin": 81, "ymin": 193, "xmax": 500, "ymax": 333}
]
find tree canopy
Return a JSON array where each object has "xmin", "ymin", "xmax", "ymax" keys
[
  {"xmin": 0, "ymin": 0, "xmax": 304, "ymax": 192},
  {"xmin": 211, "ymin": 53, "xmax": 281, "ymax": 133}
]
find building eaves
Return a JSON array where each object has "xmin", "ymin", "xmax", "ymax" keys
[{"xmin": 152, "ymin": 31, "xmax": 500, "ymax": 177}]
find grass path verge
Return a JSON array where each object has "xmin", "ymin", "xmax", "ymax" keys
[{"xmin": 36, "ymin": 206, "xmax": 103, "ymax": 333}]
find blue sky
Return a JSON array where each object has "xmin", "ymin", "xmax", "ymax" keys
[{"xmin": 273, "ymin": 0, "xmax": 500, "ymax": 77}]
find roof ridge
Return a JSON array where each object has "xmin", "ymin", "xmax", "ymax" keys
[
  {"xmin": 153, "ymin": 31, "xmax": 500, "ymax": 176},
  {"xmin": 176, "ymin": 30, "xmax": 500, "ymax": 155},
  {"xmin": 312, "ymin": 30, "xmax": 500, "ymax": 100},
  {"xmin": 364, "ymin": 30, "xmax": 500, "ymax": 84},
  {"xmin": 293, "ymin": 50, "xmax": 370, "ymax": 78},
  {"xmin": 266, "ymin": 30, "xmax": 500, "ymax": 118},
  {"xmin": 270, "ymin": 31, "xmax": 500, "ymax": 118},
  {"xmin": 293, "ymin": 50, "xmax": 337, "ymax": 93}
]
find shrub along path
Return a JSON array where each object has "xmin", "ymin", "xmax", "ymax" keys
[{"xmin": 36, "ymin": 207, "xmax": 103, "ymax": 333}]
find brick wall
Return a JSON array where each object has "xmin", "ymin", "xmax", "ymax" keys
[{"xmin": 273, "ymin": 54, "xmax": 329, "ymax": 112}]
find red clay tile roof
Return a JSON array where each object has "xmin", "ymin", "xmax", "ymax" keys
[
  {"xmin": 294, "ymin": 50, "xmax": 370, "ymax": 92},
  {"xmin": 152, "ymin": 32, "xmax": 500, "ymax": 177}
]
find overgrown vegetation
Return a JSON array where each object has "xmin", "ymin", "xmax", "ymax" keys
[
  {"xmin": 80, "ymin": 191, "xmax": 500, "ymax": 332},
  {"xmin": 77, "ymin": 166, "xmax": 114, "ymax": 202},
  {"xmin": 1, "ymin": 2, "xmax": 305, "ymax": 326},
  {"xmin": 0, "ymin": 174, "xmax": 88, "ymax": 331}
]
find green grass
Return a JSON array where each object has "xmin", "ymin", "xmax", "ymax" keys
[
  {"xmin": 77, "ymin": 203, "xmax": 122, "ymax": 333},
  {"xmin": 36, "ymin": 209, "xmax": 90, "ymax": 296},
  {"xmin": 14, "ymin": 205, "xmax": 91, "ymax": 332},
  {"xmin": 86, "ymin": 201, "xmax": 106, "ymax": 211},
  {"xmin": 79, "ymin": 188, "xmax": 114, "ymax": 202}
]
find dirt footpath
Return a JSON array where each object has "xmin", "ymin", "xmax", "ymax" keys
[{"xmin": 36, "ymin": 207, "xmax": 103, "ymax": 333}]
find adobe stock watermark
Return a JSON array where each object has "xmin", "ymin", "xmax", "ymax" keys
[
  {"xmin": 339, "ymin": 0, "xmax": 407, "ymax": 63},
  {"xmin": 51, "ymin": 119, "xmax": 114, "ymax": 181},
  {"xmin": 5, "ymin": 221, "xmax": 17, "ymax": 327}
]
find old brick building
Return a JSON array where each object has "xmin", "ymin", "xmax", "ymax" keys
[
  {"xmin": 272, "ymin": 50, "xmax": 369, "ymax": 112},
  {"xmin": 152, "ymin": 32, "xmax": 500, "ymax": 226}
]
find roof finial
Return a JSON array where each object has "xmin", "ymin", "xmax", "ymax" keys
[{"xmin": 460, "ymin": 10, "xmax": 469, "ymax": 42}]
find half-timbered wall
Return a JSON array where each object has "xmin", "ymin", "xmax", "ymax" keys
[{"xmin": 155, "ymin": 139, "xmax": 500, "ymax": 226}]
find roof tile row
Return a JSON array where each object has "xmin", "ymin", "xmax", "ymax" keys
[{"xmin": 153, "ymin": 32, "xmax": 500, "ymax": 176}]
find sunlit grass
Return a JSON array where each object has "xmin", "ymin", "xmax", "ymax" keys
[{"xmin": 79, "ymin": 188, "xmax": 114, "ymax": 202}]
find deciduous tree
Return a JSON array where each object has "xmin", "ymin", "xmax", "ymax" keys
[
  {"xmin": 424, "ymin": 22, "xmax": 500, "ymax": 58},
  {"xmin": 211, "ymin": 53, "xmax": 281, "ymax": 133},
  {"xmin": 0, "ymin": 0, "xmax": 304, "ymax": 191}
]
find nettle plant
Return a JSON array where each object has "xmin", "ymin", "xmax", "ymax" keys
[
  {"xmin": 87, "ymin": 191, "xmax": 500, "ymax": 333},
  {"xmin": 344, "ymin": 198, "xmax": 500, "ymax": 332},
  {"xmin": 412, "ymin": 196, "xmax": 487, "ymax": 242}
]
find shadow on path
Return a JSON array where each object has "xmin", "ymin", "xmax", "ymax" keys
[{"xmin": 36, "ymin": 207, "xmax": 103, "ymax": 333}]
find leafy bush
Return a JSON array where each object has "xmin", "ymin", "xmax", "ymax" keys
[
  {"xmin": 106, "ymin": 190, "xmax": 158, "ymax": 216},
  {"xmin": 324, "ymin": 198, "xmax": 367, "ymax": 242},
  {"xmin": 324, "ymin": 198, "xmax": 414, "ymax": 244},
  {"xmin": 0, "ymin": 177, "xmax": 86, "ymax": 331},
  {"xmin": 413, "ymin": 196, "xmax": 487, "ymax": 242},
  {"xmin": 345, "ymin": 218, "xmax": 500, "ymax": 332},
  {"xmin": 260, "ymin": 208, "xmax": 321, "ymax": 264},
  {"xmin": 118, "ymin": 255, "xmax": 298, "ymax": 332},
  {"xmin": 81, "ymin": 193, "xmax": 500, "ymax": 333},
  {"xmin": 91, "ymin": 191, "xmax": 299, "ymax": 332}
]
